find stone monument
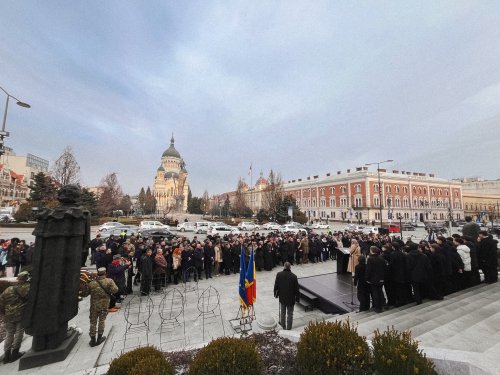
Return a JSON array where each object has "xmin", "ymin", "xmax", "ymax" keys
[{"xmin": 20, "ymin": 184, "xmax": 90, "ymax": 370}]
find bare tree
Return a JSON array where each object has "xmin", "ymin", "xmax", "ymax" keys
[
  {"xmin": 233, "ymin": 178, "xmax": 248, "ymax": 217},
  {"xmin": 263, "ymin": 169, "xmax": 284, "ymax": 220},
  {"xmin": 52, "ymin": 146, "xmax": 80, "ymax": 186},
  {"xmin": 97, "ymin": 172, "xmax": 123, "ymax": 217},
  {"xmin": 201, "ymin": 190, "xmax": 210, "ymax": 214}
]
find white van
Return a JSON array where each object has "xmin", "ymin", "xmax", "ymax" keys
[
  {"xmin": 139, "ymin": 220, "xmax": 170, "ymax": 231},
  {"xmin": 194, "ymin": 221, "xmax": 210, "ymax": 234}
]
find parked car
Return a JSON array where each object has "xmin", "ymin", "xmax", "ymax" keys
[
  {"xmin": 383, "ymin": 224, "xmax": 401, "ymax": 233},
  {"xmin": 139, "ymin": 220, "xmax": 170, "ymax": 231},
  {"xmin": 344, "ymin": 225, "xmax": 365, "ymax": 232},
  {"xmin": 279, "ymin": 224, "xmax": 307, "ymax": 235},
  {"xmin": 194, "ymin": 221, "xmax": 210, "ymax": 234},
  {"xmin": 176, "ymin": 222, "xmax": 195, "ymax": 232},
  {"xmin": 207, "ymin": 224, "xmax": 240, "ymax": 236},
  {"xmin": 262, "ymin": 222, "xmax": 281, "ymax": 230},
  {"xmin": 139, "ymin": 228, "xmax": 176, "ymax": 243},
  {"xmin": 362, "ymin": 226, "xmax": 379, "ymax": 235},
  {"xmin": 401, "ymin": 223, "xmax": 416, "ymax": 231},
  {"xmin": 0, "ymin": 214, "xmax": 16, "ymax": 223},
  {"xmin": 238, "ymin": 222, "xmax": 260, "ymax": 231},
  {"xmin": 99, "ymin": 222, "xmax": 124, "ymax": 232},
  {"xmin": 311, "ymin": 222, "xmax": 331, "ymax": 230}
]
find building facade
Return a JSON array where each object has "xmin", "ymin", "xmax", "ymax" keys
[
  {"xmin": 153, "ymin": 136, "xmax": 189, "ymax": 215},
  {"xmin": 0, "ymin": 150, "xmax": 49, "ymax": 210},
  {"xmin": 284, "ymin": 167, "xmax": 463, "ymax": 224},
  {"xmin": 216, "ymin": 167, "xmax": 465, "ymax": 224},
  {"xmin": 459, "ymin": 178, "xmax": 500, "ymax": 223}
]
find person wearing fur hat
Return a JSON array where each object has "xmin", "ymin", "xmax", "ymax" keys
[{"xmin": 0, "ymin": 271, "xmax": 30, "ymax": 363}]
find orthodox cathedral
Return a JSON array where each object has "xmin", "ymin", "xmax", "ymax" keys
[{"xmin": 153, "ymin": 135, "xmax": 189, "ymax": 214}]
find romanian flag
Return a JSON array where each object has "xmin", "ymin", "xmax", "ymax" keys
[
  {"xmin": 238, "ymin": 248, "xmax": 248, "ymax": 308},
  {"xmin": 245, "ymin": 249, "xmax": 256, "ymax": 305}
]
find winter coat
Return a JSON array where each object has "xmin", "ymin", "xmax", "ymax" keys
[
  {"xmin": 457, "ymin": 245, "xmax": 472, "ymax": 272},
  {"xmin": 274, "ymin": 269, "xmax": 300, "ymax": 306},
  {"xmin": 347, "ymin": 244, "xmax": 361, "ymax": 273},
  {"xmin": 365, "ymin": 254, "xmax": 386, "ymax": 286},
  {"xmin": 154, "ymin": 254, "xmax": 167, "ymax": 274}
]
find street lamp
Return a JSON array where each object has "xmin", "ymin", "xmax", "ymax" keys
[
  {"xmin": 1, "ymin": 85, "xmax": 31, "ymax": 154},
  {"xmin": 365, "ymin": 160, "xmax": 393, "ymax": 228}
]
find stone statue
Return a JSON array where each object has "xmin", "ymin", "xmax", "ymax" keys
[{"xmin": 23, "ymin": 185, "xmax": 90, "ymax": 351}]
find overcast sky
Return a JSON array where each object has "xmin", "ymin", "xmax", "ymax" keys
[{"xmin": 1, "ymin": 1, "xmax": 500, "ymax": 197}]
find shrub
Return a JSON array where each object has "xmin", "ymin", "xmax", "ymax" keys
[
  {"xmin": 188, "ymin": 337, "xmax": 262, "ymax": 375},
  {"xmin": 296, "ymin": 319, "xmax": 371, "ymax": 375},
  {"xmin": 107, "ymin": 346, "xmax": 174, "ymax": 375},
  {"xmin": 372, "ymin": 327, "xmax": 436, "ymax": 375}
]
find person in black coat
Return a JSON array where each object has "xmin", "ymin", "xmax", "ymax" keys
[
  {"xmin": 354, "ymin": 255, "xmax": 370, "ymax": 311},
  {"xmin": 193, "ymin": 244, "xmax": 204, "ymax": 281},
  {"xmin": 274, "ymin": 262, "xmax": 300, "ymax": 330},
  {"xmin": 477, "ymin": 231, "xmax": 499, "ymax": 283},
  {"xmin": 390, "ymin": 241, "xmax": 409, "ymax": 307},
  {"xmin": 365, "ymin": 246, "xmax": 386, "ymax": 313},
  {"xmin": 203, "ymin": 241, "xmax": 214, "ymax": 279},
  {"xmin": 221, "ymin": 242, "xmax": 232, "ymax": 275},
  {"xmin": 255, "ymin": 242, "xmax": 264, "ymax": 271},
  {"xmin": 429, "ymin": 243, "xmax": 446, "ymax": 299},
  {"xmin": 140, "ymin": 248, "xmax": 153, "ymax": 295},
  {"xmin": 381, "ymin": 245, "xmax": 395, "ymax": 306},
  {"xmin": 407, "ymin": 243, "xmax": 432, "ymax": 304},
  {"xmin": 263, "ymin": 241, "xmax": 274, "ymax": 271}
]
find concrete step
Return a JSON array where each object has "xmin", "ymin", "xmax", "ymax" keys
[
  {"xmin": 347, "ymin": 284, "xmax": 490, "ymax": 327},
  {"xmin": 356, "ymin": 289, "xmax": 498, "ymax": 338},
  {"xmin": 348, "ymin": 285, "xmax": 497, "ymax": 339},
  {"xmin": 377, "ymin": 298, "xmax": 500, "ymax": 341}
]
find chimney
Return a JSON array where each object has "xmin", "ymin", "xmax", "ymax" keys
[
  {"xmin": 337, "ymin": 171, "xmax": 341, "ymax": 175},
  {"xmin": 326, "ymin": 173, "xmax": 330, "ymax": 177},
  {"xmin": 347, "ymin": 169, "xmax": 351, "ymax": 173}
]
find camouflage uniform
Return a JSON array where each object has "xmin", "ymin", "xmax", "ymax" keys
[
  {"xmin": 0, "ymin": 281, "xmax": 30, "ymax": 354},
  {"xmin": 88, "ymin": 275, "xmax": 118, "ymax": 337}
]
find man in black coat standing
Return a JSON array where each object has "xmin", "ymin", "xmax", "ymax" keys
[
  {"xmin": 274, "ymin": 262, "xmax": 300, "ymax": 330},
  {"xmin": 366, "ymin": 246, "xmax": 386, "ymax": 313},
  {"xmin": 477, "ymin": 231, "xmax": 498, "ymax": 283}
]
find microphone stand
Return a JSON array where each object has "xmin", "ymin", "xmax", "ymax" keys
[{"xmin": 343, "ymin": 249, "xmax": 359, "ymax": 312}]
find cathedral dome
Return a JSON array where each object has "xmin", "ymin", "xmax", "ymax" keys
[{"xmin": 162, "ymin": 135, "xmax": 181, "ymax": 158}]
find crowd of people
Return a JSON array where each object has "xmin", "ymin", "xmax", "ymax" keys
[
  {"xmin": 0, "ymin": 216, "xmax": 498, "ymax": 355},
  {"xmin": 82, "ymin": 215, "xmax": 498, "ymax": 315}
]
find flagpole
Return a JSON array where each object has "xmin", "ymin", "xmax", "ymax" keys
[{"xmin": 250, "ymin": 162, "xmax": 253, "ymax": 213}]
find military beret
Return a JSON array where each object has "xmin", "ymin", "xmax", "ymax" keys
[
  {"xmin": 17, "ymin": 271, "xmax": 30, "ymax": 281},
  {"xmin": 97, "ymin": 267, "xmax": 106, "ymax": 275}
]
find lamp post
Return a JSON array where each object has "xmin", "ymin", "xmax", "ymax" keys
[
  {"xmin": 365, "ymin": 159, "xmax": 393, "ymax": 228},
  {"xmin": 0, "ymin": 85, "xmax": 30, "ymax": 156}
]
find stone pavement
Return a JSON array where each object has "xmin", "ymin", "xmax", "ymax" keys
[{"xmin": 4, "ymin": 260, "xmax": 337, "ymax": 374}]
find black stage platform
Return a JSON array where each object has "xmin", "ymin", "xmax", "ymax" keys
[{"xmin": 298, "ymin": 273, "xmax": 356, "ymax": 314}]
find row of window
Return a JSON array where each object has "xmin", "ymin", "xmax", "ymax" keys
[
  {"xmin": 301, "ymin": 196, "xmax": 461, "ymax": 209},
  {"xmin": 304, "ymin": 185, "xmax": 460, "ymax": 198}
]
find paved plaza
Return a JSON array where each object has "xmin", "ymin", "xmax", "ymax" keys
[{"xmin": 1, "ymin": 251, "xmax": 337, "ymax": 374}]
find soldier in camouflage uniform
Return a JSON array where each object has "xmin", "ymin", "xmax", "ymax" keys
[
  {"xmin": 85, "ymin": 267, "xmax": 118, "ymax": 347},
  {"xmin": 0, "ymin": 271, "xmax": 30, "ymax": 364}
]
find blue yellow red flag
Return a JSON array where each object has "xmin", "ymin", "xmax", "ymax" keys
[
  {"xmin": 245, "ymin": 249, "xmax": 256, "ymax": 305},
  {"xmin": 238, "ymin": 248, "xmax": 248, "ymax": 308}
]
